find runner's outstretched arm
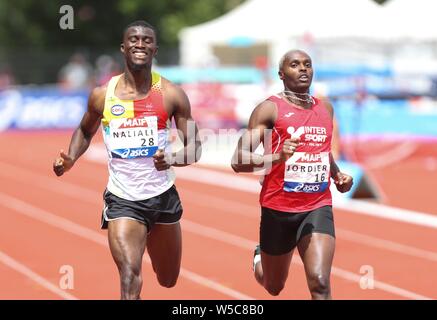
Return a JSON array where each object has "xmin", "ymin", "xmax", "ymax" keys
[{"xmin": 53, "ymin": 86, "xmax": 105, "ymax": 176}]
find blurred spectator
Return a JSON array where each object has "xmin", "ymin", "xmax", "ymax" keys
[
  {"xmin": 58, "ymin": 53, "xmax": 93, "ymax": 90},
  {"xmin": 0, "ymin": 66, "xmax": 15, "ymax": 90},
  {"xmin": 95, "ymin": 55, "xmax": 121, "ymax": 86}
]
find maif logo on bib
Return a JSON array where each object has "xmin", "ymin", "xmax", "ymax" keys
[{"xmin": 111, "ymin": 104, "xmax": 125, "ymax": 116}]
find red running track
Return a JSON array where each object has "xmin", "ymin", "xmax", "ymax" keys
[{"xmin": 0, "ymin": 131, "xmax": 436, "ymax": 300}]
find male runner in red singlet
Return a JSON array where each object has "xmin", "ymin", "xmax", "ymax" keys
[
  {"xmin": 231, "ymin": 50, "xmax": 353, "ymax": 299},
  {"xmin": 52, "ymin": 21, "xmax": 201, "ymax": 299}
]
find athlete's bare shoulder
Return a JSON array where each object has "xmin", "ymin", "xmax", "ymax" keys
[
  {"xmin": 160, "ymin": 76, "xmax": 186, "ymax": 98},
  {"xmin": 256, "ymin": 98, "xmax": 277, "ymax": 114},
  {"xmin": 88, "ymin": 84, "xmax": 108, "ymax": 115},
  {"xmin": 78, "ymin": 84, "xmax": 107, "ymax": 134},
  {"xmin": 160, "ymin": 76, "xmax": 190, "ymax": 116},
  {"xmin": 248, "ymin": 98, "xmax": 277, "ymax": 129}
]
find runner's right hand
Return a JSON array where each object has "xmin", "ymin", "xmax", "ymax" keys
[
  {"xmin": 53, "ymin": 150, "xmax": 74, "ymax": 176},
  {"xmin": 280, "ymin": 137, "xmax": 300, "ymax": 162},
  {"xmin": 153, "ymin": 149, "xmax": 172, "ymax": 171}
]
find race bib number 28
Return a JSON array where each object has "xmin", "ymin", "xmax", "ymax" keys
[
  {"xmin": 107, "ymin": 116, "xmax": 159, "ymax": 159},
  {"xmin": 283, "ymin": 152, "xmax": 330, "ymax": 193}
]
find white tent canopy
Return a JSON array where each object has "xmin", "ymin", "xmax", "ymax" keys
[
  {"xmin": 381, "ymin": 0, "xmax": 437, "ymax": 41},
  {"xmin": 179, "ymin": 0, "xmax": 386, "ymax": 67},
  {"xmin": 178, "ymin": 0, "xmax": 272, "ymax": 67},
  {"xmin": 272, "ymin": 0, "xmax": 384, "ymax": 39},
  {"xmin": 379, "ymin": 0, "xmax": 437, "ymax": 75},
  {"xmin": 179, "ymin": 0, "xmax": 437, "ymax": 68}
]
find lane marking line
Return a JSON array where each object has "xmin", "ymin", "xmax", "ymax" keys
[
  {"xmin": 1, "ymin": 191, "xmax": 431, "ymax": 300},
  {"xmin": 0, "ymin": 192, "xmax": 254, "ymax": 300},
  {"xmin": 3, "ymin": 162, "xmax": 436, "ymax": 263},
  {"xmin": 1, "ymin": 160, "xmax": 435, "ymax": 299},
  {"xmin": 0, "ymin": 250, "xmax": 78, "ymax": 300},
  {"xmin": 182, "ymin": 220, "xmax": 432, "ymax": 300},
  {"xmin": 174, "ymin": 166, "xmax": 437, "ymax": 229}
]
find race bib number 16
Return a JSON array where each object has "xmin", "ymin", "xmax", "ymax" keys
[
  {"xmin": 107, "ymin": 116, "xmax": 159, "ymax": 159},
  {"xmin": 283, "ymin": 152, "xmax": 330, "ymax": 193}
]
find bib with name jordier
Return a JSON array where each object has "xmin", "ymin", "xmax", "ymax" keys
[
  {"xmin": 259, "ymin": 95, "xmax": 334, "ymax": 213},
  {"xmin": 100, "ymin": 72, "xmax": 176, "ymax": 201}
]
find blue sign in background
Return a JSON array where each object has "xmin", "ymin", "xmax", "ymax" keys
[
  {"xmin": 0, "ymin": 88, "xmax": 87, "ymax": 131},
  {"xmin": 1, "ymin": 88, "xmax": 437, "ymax": 138}
]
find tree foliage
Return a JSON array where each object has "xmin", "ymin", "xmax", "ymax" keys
[
  {"xmin": 0, "ymin": 0, "xmax": 245, "ymax": 49},
  {"xmin": 0, "ymin": 0, "xmax": 389, "ymax": 49},
  {"xmin": 0, "ymin": 0, "xmax": 389, "ymax": 83}
]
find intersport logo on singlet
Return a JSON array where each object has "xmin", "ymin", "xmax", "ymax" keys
[{"xmin": 287, "ymin": 126, "xmax": 327, "ymax": 143}]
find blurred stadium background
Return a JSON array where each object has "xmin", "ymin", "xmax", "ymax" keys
[{"xmin": 1, "ymin": 0, "xmax": 437, "ymax": 300}]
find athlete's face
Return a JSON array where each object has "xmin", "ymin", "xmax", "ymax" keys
[
  {"xmin": 121, "ymin": 26, "xmax": 158, "ymax": 70},
  {"xmin": 279, "ymin": 51, "xmax": 313, "ymax": 93}
]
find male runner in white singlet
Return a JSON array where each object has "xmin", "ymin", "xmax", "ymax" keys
[{"xmin": 53, "ymin": 20, "xmax": 201, "ymax": 300}]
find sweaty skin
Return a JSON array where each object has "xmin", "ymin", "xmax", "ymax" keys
[
  {"xmin": 232, "ymin": 50, "xmax": 353, "ymax": 300},
  {"xmin": 53, "ymin": 24, "xmax": 201, "ymax": 300},
  {"xmin": 53, "ymin": 28, "xmax": 201, "ymax": 175}
]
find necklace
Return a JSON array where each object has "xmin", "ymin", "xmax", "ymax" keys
[{"xmin": 281, "ymin": 90, "xmax": 314, "ymax": 105}]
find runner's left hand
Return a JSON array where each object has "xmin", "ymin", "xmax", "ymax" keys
[
  {"xmin": 153, "ymin": 149, "xmax": 172, "ymax": 171},
  {"xmin": 334, "ymin": 172, "xmax": 353, "ymax": 193}
]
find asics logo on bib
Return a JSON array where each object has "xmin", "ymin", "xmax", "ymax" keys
[
  {"xmin": 112, "ymin": 146, "xmax": 158, "ymax": 159},
  {"xmin": 284, "ymin": 181, "xmax": 328, "ymax": 193},
  {"xmin": 293, "ymin": 183, "xmax": 319, "ymax": 192},
  {"xmin": 287, "ymin": 126, "xmax": 327, "ymax": 143}
]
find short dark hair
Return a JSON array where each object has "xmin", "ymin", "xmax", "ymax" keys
[{"xmin": 123, "ymin": 20, "xmax": 157, "ymax": 42}]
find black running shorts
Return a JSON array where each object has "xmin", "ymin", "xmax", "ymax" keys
[
  {"xmin": 101, "ymin": 185, "xmax": 183, "ymax": 232},
  {"xmin": 260, "ymin": 205, "xmax": 335, "ymax": 255}
]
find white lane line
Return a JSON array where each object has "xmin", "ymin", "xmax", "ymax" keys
[
  {"xmin": 178, "ymin": 269, "xmax": 253, "ymax": 300},
  {"xmin": 5, "ymin": 160, "xmax": 436, "ymax": 264},
  {"xmin": 0, "ymin": 188, "xmax": 431, "ymax": 300},
  {"xmin": 183, "ymin": 189, "xmax": 437, "ymax": 263},
  {"xmin": 174, "ymin": 166, "xmax": 437, "ymax": 229},
  {"xmin": 336, "ymin": 228, "xmax": 437, "ymax": 262},
  {"xmin": 184, "ymin": 193, "xmax": 437, "ymax": 263},
  {"xmin": 182, "ymin": 220, "xmax": 258, "ymax": 249},
  {"xmin": 77, "ymin": 152, "xmax": 437, "ymax": 227},
  {"xmin": 1, "ymin": 161, "xmax": 434, "ymax": 298},
  {"xmin": 0, "ymin": 192, "xmax": 254, "ymax": 300},
  {"xmin": 88, "ymin": 149, "xmax": 437, "ymax": 229},
  {"xmin": 176, "ymin": 166, "xmax": 261, "ymax": 193},
  {"xmin": 182, "ymin": 189, "xmax": 258, "ymax": 219},
  {"xmin": 0, "ymin": 250, "xmax": 78, "ymax": 300},
  {"xmin": 0, "ymin": 161, "xmax": 100, "ymax": 205},
  {"xmin": 182, "ymin": 220, "xmax": 432, "ymax": 300},
  {"xmin": 329, "ymin": 267, "xmax": 431, "ymax": 300},
  {"xmin": 335, "ymin": 199, "xmax": 437, "ymax": 229}
]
